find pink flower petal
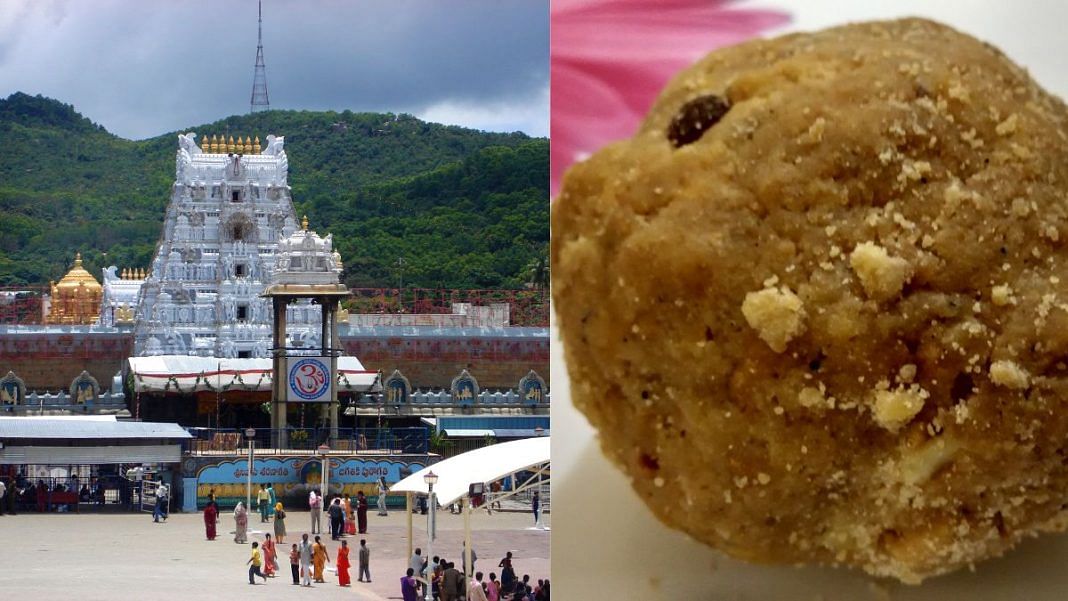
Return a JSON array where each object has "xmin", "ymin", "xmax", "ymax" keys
[
  {"xmin": 552, "ymin": 62, "xmax": 641, "ymax": 188},
  {"xmin": 550, "ymin": 0, "xmax": 791, "ymax": 196}
]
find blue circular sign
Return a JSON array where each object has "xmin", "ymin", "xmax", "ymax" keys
[{"xmin": 288, "ymin": 358, "xmax": 330, "ymax": 401}]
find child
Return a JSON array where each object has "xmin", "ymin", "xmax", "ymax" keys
[
  {"xmin": 247, "ymin": 541, "xmax": 268, "ymax": 584},
  {"xmin": 289, "ymin": 543, "xmax": 300, "ymax": 585}
]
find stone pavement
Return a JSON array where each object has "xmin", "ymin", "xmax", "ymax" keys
[{"xmin": 1, "ymin": 508, "xmax": 550, "ymax": 600}]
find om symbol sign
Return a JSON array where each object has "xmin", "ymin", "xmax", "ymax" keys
[{"xmin": 288, "ymin": 358, "xmax": 330, "ymax": 401}]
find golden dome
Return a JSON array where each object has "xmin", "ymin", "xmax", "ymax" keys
[
  {"xmin": 56, "ymin": 253, "xmax": 102, "ymax": 291},
  {"xmin": 45, "ymin": 252, "xmax": 102, "ymax": 325}
]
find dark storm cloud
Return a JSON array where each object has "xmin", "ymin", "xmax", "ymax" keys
[{"xmin": 0, "ymin": 0, "xmax": 548, "ymax": 139}]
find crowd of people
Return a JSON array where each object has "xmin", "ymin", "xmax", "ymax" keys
[
  {"xmin": 0, "ymin": 474, "xmax": 95, "ymax": 513},
  {"xmin": 195, "ymin": 484, "xmax": 380, "ymax": 588},
  {"xmin": 0, "ymin": 471, "xmax": 188, "ymax": 512},
  {"xmin": 404, "ymin": 548, "xmax": 550, "ymax": 601},
  {"xmin": 189, "ymin": 480, "xmax": 549, "ymax": 597}
]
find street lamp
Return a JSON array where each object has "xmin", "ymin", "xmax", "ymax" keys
[
  {"xmin": 534, "ymin": 426, "xmax": 545, "ymax": 529},
  {"xmin": 423, "ymin": 470, "xmax": 438, "ymax": 601},
  {"xmin": 318, "ymin": 444, "xmax": 331, "ymax": 497},
  {"xmin": 245, "ymin": 427, "xmax": 256, "ymax": 513}
]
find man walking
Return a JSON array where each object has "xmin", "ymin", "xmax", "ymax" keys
[
  {"xmin": 159, "ymin": 481, "xmax": 169, "ymax": 520},
  {"xmin": 357, "ymin": 538, "xmax": 371, "ymax": 582},
  {"xmin": 441, "ymin": 561, "xmax": 463, "ymax": 601},
  {"xmin": 356, "ymin": 490, "xmax": 369, "ymax": 533},
  {"xmin": 153, "ymin": 481, "xmax": 169, "ymax": 522},
  {"xmin": 308, "ymin": 489, "xmax": 322, "ymax": 534},
  {"xmin": 490, "ymin": 480, "xmax": 502, "ymax": 512},
  {"xmin": 462, "ymin": 541, "xmax": 477, "ymax": 575},
  {"xmin": 328, "ymin": 497, "xmax": 344, "ymax": 540},
  {"xmin": 0, "ymin": 477, "xmax": 6, "ymax": 516},
  {"xmin": 376, "ymin": 477, "xmax": 389, "ymax": 516},
  {"xmin": 257, "ymin": 484, "xmax": 270, "ymax": 522},
  {"xmin": 298, "ymin": 533, "xmax": 313, "ymax": 587},
  {"xmin": 532, "ymin": 491, "xmax": 540, "ymax": 526}
]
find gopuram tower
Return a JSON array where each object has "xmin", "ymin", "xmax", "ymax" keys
[{"xmin": 134, "ymin": 133, "xmax": 329, "ymax": 358}]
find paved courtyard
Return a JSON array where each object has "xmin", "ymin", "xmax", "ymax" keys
[{"xmin": 1, "ymin": 507, "xmax": 550, "ymax": 600}]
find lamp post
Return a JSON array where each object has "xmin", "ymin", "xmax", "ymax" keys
[
  {"xmin": 423, "ymin": 470, "xmax": 438, "ymax": 601},
  {"xmin": 534, "ymin": 426, "xmax": 545, "ymax": 529},
  {"xmin": 245, "ymin": 427, "xmax": 256, "ymax": 513},
  {"xmin": 318, "ymin": 444, "xmax": 331, "ymax": 497}
]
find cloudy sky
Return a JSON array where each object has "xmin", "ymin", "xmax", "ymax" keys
[{"xmin": 0, "ymin": 0, "xmax": 548, "ymax": 140}]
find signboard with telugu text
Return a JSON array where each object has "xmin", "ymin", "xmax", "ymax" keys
[{"xmin": 190, "ymin": 456, "xmax": 428, "ymax": 508}]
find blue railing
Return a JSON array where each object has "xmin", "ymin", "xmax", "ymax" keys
[{"xmin": 183, "ymin": 426, "xmax": 429, "ymax": 455}]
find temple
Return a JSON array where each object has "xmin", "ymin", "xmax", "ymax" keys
[
  {"xmin": 133, "ymin": 132, "xmax": 319, "ymax": 358},
  {"xmin": 0, "ymin": 134, "xmax": 550, "ymax": 431},
  {"xmin": 0, "ymin": 2, "xmax": 550, "ymax": 516},
  {"xmin": 44, "ymin": 253, "xmax": 102, "ymax": 325}
]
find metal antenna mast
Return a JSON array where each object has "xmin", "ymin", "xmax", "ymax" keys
[{"xmin": 250, "ymin": 0, "xmax": 270, "ymax": 113}]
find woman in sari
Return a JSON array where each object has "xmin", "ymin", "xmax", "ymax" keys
[
  {"xmin": 267, "ymin": 483, "xmax": 277, "ymax": 519},
  {"xmin": 312, "ymin": 535, "xmax": 331, "ymax": 583},
  {"xmin": 203, "ymin": 500, "xmax": 218, "ymax": 540},
  {"xmin": 343, "ymin": 493, "xmax": 356, "ymax": 535},
  {"xmin": 262, "ymin": 533, "xmax": 277, "ymax": 577},
  {"xmin": 336, "ymin": 539, "xmax": 351, "ymax": 586},
  {"xmin": 274, "ymin": 502, "xmax": 287, "ymax": 544},
  {"xmin": 234, "ymin": 501, "xmax": 248, "ymax": 544}
]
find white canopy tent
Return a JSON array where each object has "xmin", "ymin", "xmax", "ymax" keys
[
  {"xmin": 391, "ymin": 436, "xmax": 549, "ymax": 506},
  {"xmin": 391, "ymin": 436, "xmax": 550, "ymax": 583}
]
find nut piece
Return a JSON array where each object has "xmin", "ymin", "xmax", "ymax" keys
[
  {"xmin": 741, "ymin": 286, "xmax": 805, "ymax": 353},
  {"xmin": 991, "ymin": 284, "xmax": 1014, "ymax": 306},
  {"xmin": 873, "ymin": 385, "xmax": 929, "ymax": 431},
  {"xmin": 849, "ymin": 242, "xmax": 913, "ymax": 301},
  {"xmin": 989, "ymin": 360, "xmax": 1030, "ymax": 389},
  {"xmin": 798, "ymin": 386, "xmax": 831, "ymax": 409},
  {"xmin": 900, "ymin": 437, "xmax": 961, "ymax": 485}
]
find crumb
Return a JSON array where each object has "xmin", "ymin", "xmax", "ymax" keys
[
  {"xmin": 989, "ymin": 360, "xmax": 1030, "ymax": 389},
  {"xmin": 873, "ymin": 384, "xmax": 929, "ymax": 431},
  {"xmin": 850, "ymin": 242, "xmax": 912, "ymax": 301},
  {"xmin": 741, "ymin": 287, "xmax": 806, "ymax": 353}
]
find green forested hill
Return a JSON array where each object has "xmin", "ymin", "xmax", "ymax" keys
[{"xmin": 0, "ymin": 92, "xmax": 548, "ymax": 289}]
